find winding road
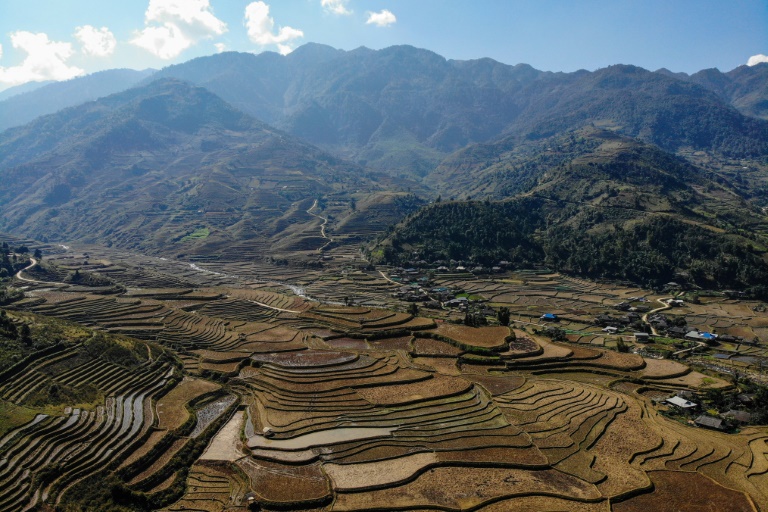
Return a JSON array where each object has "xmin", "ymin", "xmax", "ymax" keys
[
  {"xmin": 15, "ymin": 257, "xmax": 41, "ymax": 283},
  {"xmin": 307, "ymin": 199, "xmax": 333, "ymax": 252},
  {"xmin": 641, "ymin": 297, "xmax": 672, "ymax": 335}
]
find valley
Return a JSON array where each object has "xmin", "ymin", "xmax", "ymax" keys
[
  {"xmin": 0, "ymin": 233, "xmax": 767, "ymax": 511},
  {"xmin": 0, "ymin": 41, "xmax": 767, "ymax": 511}
]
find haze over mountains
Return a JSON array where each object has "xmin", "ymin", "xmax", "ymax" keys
[{"xmin": 0, "ymin": 43, "xmax": 767, "ymax": 290}]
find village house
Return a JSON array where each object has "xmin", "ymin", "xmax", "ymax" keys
[
  {"xmin": 666, "ymin": 396, "xmax": 698, "ymax": 410},
  {"xmin": 685, "ymin": 331, "xmax": 718, "ymax": 344},
  {"xmin": 694, "ymin": 415, "xmax": 725, "ymax": 431},
  {"xmin": 722, "ymin": 410, "xmax": 752, "ymax": 424},
  {"xmin": 666, "ymin": 326, "xmax": 689, "ymax": 339},
  {"xmin": 634, "ymin": 332, "xmax": 650, "ymax": 343}
]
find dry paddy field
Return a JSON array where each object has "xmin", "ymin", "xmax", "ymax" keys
[{"xmin": 3, "ymin": 251, "xmax": 768, "ymax": 511}]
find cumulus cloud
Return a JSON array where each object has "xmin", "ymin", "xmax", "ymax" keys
[
  {"xmin": 75, "ymin": 25, "xmax": 117, "ymax": 57},
  {"xmin": 747, "ymin": 54, "xmax": 768, "ymax": 66},
  {"xmin": 0, "ymin": 31, "xmax": 84, "ymax": 86},
  {"xmin": 245, "ymin": 2, "xmax": 303, "ymax": 52},
  {"xmin": 131, "ymin": 0, "xmax": 227, "ymax": 59},
  {"xmin": 321, "ymin": 0, "xmax": 351, "ymax": 15},
  {"xmin": 214, "ymin": 42, "xmax": 226, "ymax": 53},
  {"xmin": 366, "ymin": 9, "xmax": 396, "ymax": 27}
]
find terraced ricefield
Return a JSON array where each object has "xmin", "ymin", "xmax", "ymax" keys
[
  {"xmin": 427, "ymin": 324, "xmax": 512, "ymax": 351},
  {"xmin": 3, "ymin": 249, "xmax": 768, "ymax": 510},
  {"xmin": 0, "ymin": 354, "xmax": 172, "ymax": 510}
]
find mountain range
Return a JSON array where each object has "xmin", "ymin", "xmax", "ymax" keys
[
  {"xmin": 2, "ymin": 44, "xmax": 767, "ymax": 175},
  {"xmin": 0, "ymin": 43, "xmax": 767, "ymax": 289}
]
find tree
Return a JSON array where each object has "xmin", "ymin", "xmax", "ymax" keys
[
  {"xmin": 497, "ymin": 307, "xmax": 510, "ymax": 326},
  {"xmin": 407, "ymin": 303, "xmax": 419, "ymax": 316},
  {"xmin": 20, "ymin": 324, "xmax": 32, "ymax": 345},
  {"xmin": 33, "ymin": 248, "xmax": 42, "ymax": 259}
]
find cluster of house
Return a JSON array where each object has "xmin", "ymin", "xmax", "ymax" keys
[
  {"xmin": 613, "ymin": 299, "xmax": 652, "ymax": 312},
  {"xmin": 664, "ymin": 390, "xmax": 754, "ymax": 431},
  {"xmin": 388, "ymin": 269, "xmax": 481, "ymax": 310},
  {"xmin": 434, "ymin": 264, "xmax": 506, "ymax": 274},
  {"xmin": 595, "ymin": 312, "xmax": 643, "ymax": 330},
  {"xmin": 643, "ymin": 312, "xmax": 748, "ymax": 344},
  {"xmin": 399, "ymin": 258, "xmax": 515, "ymax": 275}
]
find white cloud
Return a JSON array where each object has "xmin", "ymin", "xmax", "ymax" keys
[
  {"xmin": 74, "ymin": 25, "xmax": 117, "ymax": 57},
  {"xmin": 131, "ymin": 0, "xmax": 227, "ymax": 59},
  {"xmin": 366, "ymin": 9, "xmax": 396, "ymax": 27},
  {"xmin": 0, "ymin": 31, "xmax": 84, "ymax": 86},
  {"xmin": 245, "ymin": 1, "xmax": 303, "ymax": 52},
  {"xmin": 215, "ymin": 42, "xmax": 226, "ymax": 53},
  {"xmin": 0, "ymin": 44, "xmax": 3, "ymax": 60},
  {"xmin": 132, "ymin": 24, "xmax": 190, "ymax": 59},
  {"xmin": 747, "ymin": 54, "xmax": 768, "ymax": 66},
  {"xmin": 321, "ymin": 0, "xmax": 351, "ymax": 15},
  {"xmin": 276, "ymin": 44, "xmax": 293, "ymax": 56}
]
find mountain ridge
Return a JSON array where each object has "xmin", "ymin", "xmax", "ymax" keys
[{"xmin": 3, "ymin": 44, "xmax": 766, "ymax": 178}]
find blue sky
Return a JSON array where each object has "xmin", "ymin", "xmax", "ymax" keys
[{"xmin": 0, "ymin": 0, "xmax": 766, "ymax": 90}]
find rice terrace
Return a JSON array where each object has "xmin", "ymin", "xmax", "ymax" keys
[{"xmin": 0, "ymin": 230, "xmax": 767, "ymax": 511}]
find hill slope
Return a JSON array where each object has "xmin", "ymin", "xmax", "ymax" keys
[
  {"xmin": 0, "ymin": 78, "xmax": 376, "ymax": 257},
  {"xmin": 375, "ymin": 129, "xmax": 768, "ymax": 295},
  {"xmin": 0, "ymin": 68, "xmax": 156, "ymax": 133}
]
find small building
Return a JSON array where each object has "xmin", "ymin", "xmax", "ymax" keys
[
  {"xmin": 603, "ymin": 326, "xmax": 619, "ymax": 334},
  {"xmin": 686, "ymin": 331, "xmax": 718, "ymax": 344},
  {"xmin": 723, "ymin": 410, "xmax": 752, "ymax": 424},
  {"xmin": 540, "ymin": 313, "xmax": 558, "ymax": 321},
  {"xmin": 634, "ymin": 332, "xmax": 650, "ymax": 343},
  {"xmin": 666, "ymin": 326, "xmax": 688, "ymax": 339},
  {"xmin": 666, "ymin": 396, "xmax": 698, "ymax": 410},
  {"xmin": 668, "ymin": 299, "xmax": 685, "ymax": 307},
  {"xmin": 694, "ymin": 415, "xmax": 725, "ymax": 431},
  {"xmin": 444, "ymin": 297, "xmax": 469, "ymax": 308}
]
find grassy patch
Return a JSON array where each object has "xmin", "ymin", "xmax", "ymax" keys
[
  {"xmin": 0, "ymin": 400, "xmax": 38, "ymax": 437},
  {"xmin": 456, "ymin": 293, "xmax": 484, "ymax": 300},
  {"xmin": 180, "ymin": 227, "xmax": 210, "ymax": 242}
]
